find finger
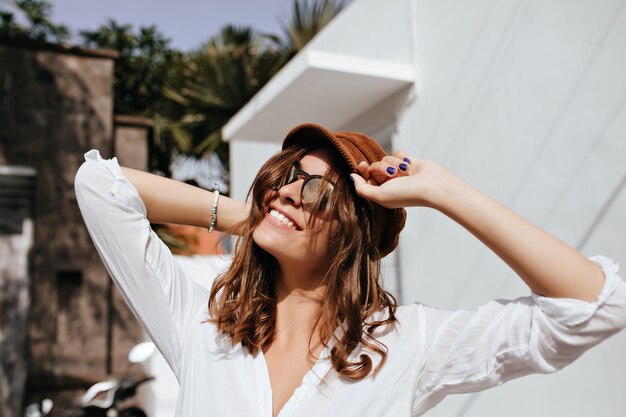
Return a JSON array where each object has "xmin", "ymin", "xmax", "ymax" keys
[
  {"xmin": 381, "ymin": 155, "xmax": 411, "ymax": 176},
  {"xmin": 391, "ymin": 149, "xmax": 412, "ymax": 161},
  {"xmin": 369, "ymin": 161, "xmax": 399, "ymax": 184},
  {"xmin": 392, "ymin": 150, "xmax": 418, "ymax": 170},
  {"xmin": 356, "ymin": 160, "xmax": 382, "ymax": 185},
  {"xmin": 356, "ymin": 160, "xmax": 370, "ymax": 182},
  {"xmin": 350, "ymin": 174, "xmax": 383, "ymax": 204}
]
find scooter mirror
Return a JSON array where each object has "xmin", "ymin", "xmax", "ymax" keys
[
  {"xmin": 128, "ymin": 341, "xmax": 156, "ymax": 363},
  {"xmin": 41, "ymin": 399, "xmax": 53, "ymax": 414}
]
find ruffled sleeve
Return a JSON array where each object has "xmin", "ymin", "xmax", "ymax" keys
[
  {"xmin": 411, "ymin": 255, "xmax": 626, "ymax": 416},
  {"xmin": 74, "ymin": 149, "xmax": 212, "ymax": 380}
]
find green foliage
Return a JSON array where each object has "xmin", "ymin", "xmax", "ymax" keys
[
  {"xmin": 80, "ymin": 20, "xmax": 186, "ymax": 117},
  {"xmin": 279, "ymin": 0, "xmax": 346, "ymax": 57},
  {"xmin": 79, "ymin": 20, "xmax": 187, "ymax": 175},
  {"xmin": 156, "ymin": 25, "xmax": 284, "ymax": 169},
  {"xmin": 1, "ymin": 0, "xmax": 346, "ymax": 177},
  {"xmin": 0, "ymin": 0, "xmax": 69, "ymax": 43},
  {"xmin": 157, "ymin": 0, "xmax": 345, "ymax": 173}
]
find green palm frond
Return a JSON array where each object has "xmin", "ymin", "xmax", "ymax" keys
[
  {"xmin": 157, "ymin": 2, "xmax": 344, "ymax": 173},
  {"xmin": 180, "ymin": 113, "xmax": 207, "ymax": 124},
  {"xmin": 162, "ymin": 87, "xmax": 191, "ymax": 106},
  {"xmin": 281, "ymin": 0, "xmax": 346, "ymax": 53},
  {"xmin": 182, "ymin": 82, "xmax": 238, "ymax": 110},
  {"xmin": 193, "ymin": 129, "xmax": 223, "ymax": 155},
  {"xmin": 169, "ymin": 122, "xmax": 193, "ymax": 153}
]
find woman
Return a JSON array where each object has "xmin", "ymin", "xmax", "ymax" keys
[{"xmin": 75, "ymin": 122, "xmax": 626, "ymax": 417}]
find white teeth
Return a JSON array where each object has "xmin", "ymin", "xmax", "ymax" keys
[{"xmin": 269, "ymin": 209, "xmax": 297, "ymax": 230}]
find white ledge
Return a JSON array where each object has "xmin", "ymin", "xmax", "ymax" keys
[{"xmin": 222, "ymin": 49, "xmax": 415, "ymax": 143}]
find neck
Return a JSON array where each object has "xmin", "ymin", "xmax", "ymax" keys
[{"xmin": 272, "ymin": 263, "xmax": 327, "ymax": 339}]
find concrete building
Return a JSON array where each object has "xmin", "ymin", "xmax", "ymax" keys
[
  {"xmin": 0, "ymin": 39, "xmax": 153, "ymax": 416},
  {"xmin": 220, "ymin": 0, "xmax": 626, "ymax": 415}
]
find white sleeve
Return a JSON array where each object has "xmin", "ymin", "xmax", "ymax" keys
[
  {"xmin": 412, "ymin": 255, "xmax": 626, "ymax": 415},
  {"xmin": 74, "ymin": 149, "xmax": 212, "ymax": 380}
]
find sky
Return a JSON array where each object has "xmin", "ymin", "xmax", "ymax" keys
[{"xmin": 50, "ymin": 0, "xmax": 301, "ymax": 51}]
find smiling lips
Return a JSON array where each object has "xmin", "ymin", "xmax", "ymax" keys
[{"xmin": 268, "ymin": 209, "xmax": 299, "ymax": 230}]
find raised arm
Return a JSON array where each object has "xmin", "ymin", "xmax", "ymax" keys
[
  {"xmin": 351, "ymin": 152, "xmax": 604, "ymax": 302},
  {"xmin": 119, "ymin": 166, "xmax": 248, "ymax": 235}
]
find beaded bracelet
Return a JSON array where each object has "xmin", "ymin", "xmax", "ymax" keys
[{"xmin": 208, "ymin": 187, "xmax": 220, "ymax": 233}]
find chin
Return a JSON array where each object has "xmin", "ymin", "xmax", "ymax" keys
[
  {"xmin": 252, "ymin": 226, "xmax": 277, "ymax": 256},
  {"xmin": 253, "ymin": 219, "xmax": 298, "ymax": 259}
]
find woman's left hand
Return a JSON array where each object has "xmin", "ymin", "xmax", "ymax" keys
[
  {"xmin": 354, "ymin": 151, "xmax": 609, "ymax": 304},
  {"xmin": 351, "ymin": 150, "xmax": 456, "ymax": 209}
]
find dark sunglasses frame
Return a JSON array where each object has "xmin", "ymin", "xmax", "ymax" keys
[{"xmin": 281, "ymin": 163, "xmax": 340, "ymax": 210}]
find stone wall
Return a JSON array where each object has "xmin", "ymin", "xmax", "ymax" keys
[
  {"xmin": 114, "ymin": 114, "xmax": 152, "ymax": 170},
  {"xmin": 0, "ymin": 40, "xmax": 146, "ymax": 416}
]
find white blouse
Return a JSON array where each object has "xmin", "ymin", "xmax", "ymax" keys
[{"xmin": 74, "ymin": 149, "xmax": 626, "ymax": 417}]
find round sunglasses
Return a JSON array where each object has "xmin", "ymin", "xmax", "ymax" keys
[{"xmin": 279, "ymin": 163, "xmax": 340, "ymax": 211}]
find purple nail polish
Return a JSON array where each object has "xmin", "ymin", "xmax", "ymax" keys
[
  {"xmin": 349, "ymin": 175, "xmax": 354, "ymax": 183},
  {"xmin": 386, "ymin": 166, "xmax": 397, "ymax": 175},
  {"xmin": 399, "ymin": 163, "xmax": 408, "ymax": 171},
  {"xmin": 403, "ymin": 157, "xmax": 411, "ymax": 164}
]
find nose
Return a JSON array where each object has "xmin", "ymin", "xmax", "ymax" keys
[{"xmin": 277, "ymin": 178, "xmax": 302, "ymax": 207}]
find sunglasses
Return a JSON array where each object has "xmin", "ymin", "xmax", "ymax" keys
[{"xmin": 279, "ymin": 163, "xmax": 340, "ymax": 211}]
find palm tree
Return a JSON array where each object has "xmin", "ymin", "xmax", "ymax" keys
[
  {"xmin": 157, "ymin": 25, "xmax": 283, "ymax": 171},
  {"xmin": 278, "ymin": 0, "xmax": 347, "ymax": 58},
  {"xmin": 0, "ymin": 0, "xmax": 70, "ymax": 43},
  {"xmin": 157, "ymin": 0, "xmax": 346, "ymax": 177}
]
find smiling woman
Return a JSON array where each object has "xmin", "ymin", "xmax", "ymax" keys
[
  {"xmin": 74, "ymin": 122, "xmax": 626, "ymax": 417},
  {"xmin": 212, "ymin": 141, "xmax": 402, "ymax": 411}
]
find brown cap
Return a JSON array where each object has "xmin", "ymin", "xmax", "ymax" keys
[{"xmin": 282, "ymin": 123, "xmax": 406, "ymax": 258}]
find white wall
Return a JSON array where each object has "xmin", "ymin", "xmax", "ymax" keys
[
  {"xmin": 230, "ymin": 140, "xmax": 281, "ymax": 203},
  {"xmin": 396, "ymin": 0, "xmax": 626, "ymax": 308},
  {"xmin": 373, "ymin": 0, "xmax": 626, "ymax": 416}
]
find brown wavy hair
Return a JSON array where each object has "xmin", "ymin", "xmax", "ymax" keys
[{"xmin": 207, "ymin": 143, "xmax": 398, "ymax": 381}]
